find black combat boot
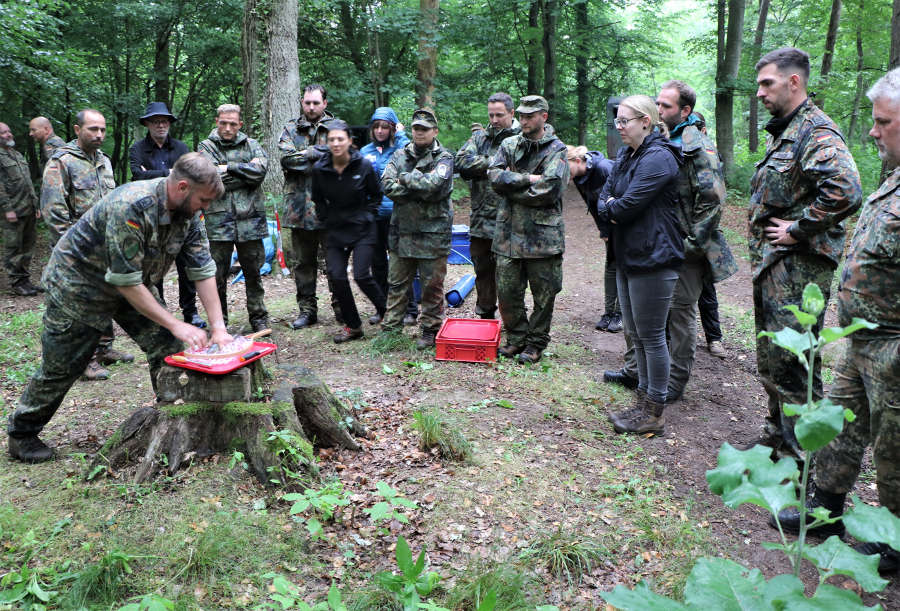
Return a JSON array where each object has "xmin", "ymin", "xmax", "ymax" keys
[
  {"xmin": 854, "ymin": 542, "xmax": 900, "ymax": 573},
  {"xmin": 8, "ymin": 435, "xmax": 55, "ymax": 463},
  {"xmin": 770, "ymin": 484, "xmax": 845, "ymax": 537},
  {"xmin": 603, "ymin": 368, "xmax": 638, "ymax": 390}
]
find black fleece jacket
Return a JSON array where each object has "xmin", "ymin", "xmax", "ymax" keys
[{"xmin": 311, "ymin": 150, "xmax": 382, "ymax": 247}]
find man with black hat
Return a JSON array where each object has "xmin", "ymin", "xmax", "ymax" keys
[
  {"xmin": 488, "ymin": 95, "xmax": 569, "ymax": 364},
  {"xmin": 128, "ymin": 102, "xmax": 206, "ymax": 330}
]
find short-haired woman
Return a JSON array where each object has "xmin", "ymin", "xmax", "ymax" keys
[
  {"xmin": 311, "ymin": 121, "xmax": 386, "ymax": 343},
  {"xmin": 596, "ymin": 95, "xmax": 685, "ymax": 435}
]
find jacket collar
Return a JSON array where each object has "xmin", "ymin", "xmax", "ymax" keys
[
  {"xmin": 764, "ymin": 98, "xmax": 809, "ymax": 141},
  {"xmin": 405, "ymin": 138, "xmax": 442, "ymax": 159},
  {"xmin": 487, "ymin": 118, "xmax": 521, "ymax": 140},
  {"xmin": 296, "ymin": 110, "xmax": 335, "ymax": 130},
  {"xmin": 143, "ymin": 132, "xmax": 175, "ymax": 150},
  {"xmin": 207, "ymin": 129, "xmax": 248, "ymax": 146}
]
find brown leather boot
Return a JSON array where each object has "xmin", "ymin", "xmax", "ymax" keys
[
  {"xmin": 612, "ymin": 396, "xmax": 665, "ymax": 435},
  {"xmin": 95, "ymin": 345, "xmax": 135, "ymax": 365},
  {"xmin": 81, "ymin": 359, "xmax": 110, "ymax": 381},
  {"xmin": 333, "ymin": 326, "xmax": 364, "ymax": 344}
]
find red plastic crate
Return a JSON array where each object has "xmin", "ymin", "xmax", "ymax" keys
[{"xmin": 435, "ymin": 318, "xmax": 502, "ymax": 363}]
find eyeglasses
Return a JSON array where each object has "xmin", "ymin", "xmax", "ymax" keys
[
  {"xmin": 147, "ymin": 118, "xmax": 171, "ymax": 126},
  {"xmin": 613, "ymin": 117, "xmax": 641, "ymax": 128}
]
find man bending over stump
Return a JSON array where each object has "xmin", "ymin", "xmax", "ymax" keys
[{"xmin": 7, "ymin": 153, "xmax": 232, "ymax": 464}]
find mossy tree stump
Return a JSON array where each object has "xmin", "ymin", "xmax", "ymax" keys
[{"xmin": 92, "ymin": 362, "xmax": 366, "ymax": 485}]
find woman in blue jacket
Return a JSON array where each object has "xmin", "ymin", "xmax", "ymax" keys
[
  {"xmin": 360, "ymin": 107, "xmax": 417, "ymax": 325},
  {"xmin": 597, "ymin": 95, "xmax": 684, "ymax": 436}
]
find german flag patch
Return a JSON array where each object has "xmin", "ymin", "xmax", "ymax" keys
[
  {"xmin": 815, "ymin": 133, "xmax": 833, "ymax": 143},
  {"xmin": 126, "ymin": 220, "xmax": 141, "ymax": 231}
]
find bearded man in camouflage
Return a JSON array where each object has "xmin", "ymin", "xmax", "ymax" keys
[
  {"xmin": 198, "ymin": 104, "xmax": 269, "ymax": 332},
  {"xmin": 749, "ymin": 48, "xmax": 862, "ymax": 457},
  {"xmin": 488, "ymin": 95, "xmax": 570, "ymax": 365}
]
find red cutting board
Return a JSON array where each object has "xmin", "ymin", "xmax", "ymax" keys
[{"xmin": 164, "ymin": 341, "xmax": 277, "ymax": 374}]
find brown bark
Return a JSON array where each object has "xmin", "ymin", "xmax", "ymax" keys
[
  {"xmin": 816, "ymin": 0, "xmax": 842, "ymax": 109},
  {"xmin": 748, "ymin": 0, "xmax": 770, "ymax": 153},
  {"xmin": 575, "ymin": 0, "xmax": 588, "ymax": 145},
  {"xmin": 153, "ymin": 26, "xmax": 172, "ymax": 105},
  {"xmin": 541, "ymin": 0, "xmax": 558, "ymax": 119},
  {"xmin": 527, "ymin": 0, "xmax": 542, "ymax": 94},
  {"xmin": 848, "ymin": 0, "xmax": 865, "ymax": 142},
  {"xmin": 290, "ymin": 367, "xmax": 367, "ymax": 451},
  {"xmin": 415, "ymin": 0, "xmax": 439, "ymax": 108},
  {"xmin": 241, "ymin": 0, "xmax": 262, "ymax": 131},
  {"xmin": 714, "ymin": 0, "xmax": 745, "ymax": 183},
  {"xmin": 892, "ymin": 0, "xmax": 900, "ymax": 69}
]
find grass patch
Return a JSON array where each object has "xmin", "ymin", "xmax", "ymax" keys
[
  {"xmin": 62, "ymin": 550, "xmax": 137, "ymax": 609},
  {"xmin": 719, "ymin": 303, "xmax": 755, "ymax": 350},
  {"xmin": 412, "ymin": 408, "xmax": 473, "ymax": 462},
  {"xmin": 365, "ymin": 330, "xmax": 417, "ymax": 355},
  {"xmin": 519, "ymin": 526, "xmax": 609, "ymax": 584},
  {"xmin": 445, "ymin": 557, "xmax": 538, "ymax": 610},
  {"xmin": 0, "ymin": 307, "xmax": 43, "ymax": 386}
]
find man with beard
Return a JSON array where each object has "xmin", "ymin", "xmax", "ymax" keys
[
  {"xmin": 7, "ymin": 153, "xmax": 230, "ymax": 464},
  {"xmin": 42, "ymin": 109, "xmax": 133, "ymax": 380},
  {"xmin": 0, "ymin": 121, "xmax": 40, "ymax": 295},
  {"xmin": 748, "ymin": 48, "xmax": 862, "ymax": 458}
]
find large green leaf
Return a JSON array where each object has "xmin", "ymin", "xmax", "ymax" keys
[
  {"xmin": 760, "ymin": 574, "xmax": 804, "ymax": 606},
  {"xmin": 783, "ymin": 304, "xmax": 818, "ymax": 327},
  {"xmin": 794, "ymin": 397, "xmax": 846, "ymax": 452},
  {"xmin": 818, "ymin": 318, "xmax": 879, "ymax": 346},
  {"xmin": 775, "ymin": 582, "xmax": 879, "ymax": 609},
  {"xmin": 801, "ymin": 536, "xmax": 888, "ymax": 592},
  {"xmin": 722, "ymin": 479, "xmax": 798, "ymax": 515},
  {"xmin": 757, "ymin": 328, "xmax": 812, "ymax": 367},
  {"xmin": 843, "ymin": 496, "xmax": 900, "ymax": 551},
  {"xmin": 801, "ymin": 283, "xmax": 825, "ymax": 317},
  {"xmin": 601, "ymin": 581, "xmax": 687, "ymax": 610},
  {"xmin": 707, "ymin": 443, "xmax": 798, "ymax": 497},
  {"xmin": 683, "ymin": 557, "xmax": 767, "ymax": 609}
]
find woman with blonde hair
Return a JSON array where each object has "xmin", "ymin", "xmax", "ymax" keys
[
  {"xmin": 566, "ymin": 145, "xmax": 620, "ymax": 333},
  {"xmin": 596, "ymin": 94, "xmax": 684, "ymax": 435}
]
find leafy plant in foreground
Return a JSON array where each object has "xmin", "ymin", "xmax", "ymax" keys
[
  {"xmin": 364, "ymin": 481, "xmax": 418, "ymax": 526},
  {"xmin": 266, "ymin": 429, "xmax": 319, "ymax": 487},
  {"xmin": 603, "ymin": 283, "xmax": 900, "ymax": 609},
  {"xmin": 372, "ymin": 536, "xmax": 444, "ymax": 611},
  {"xmin": 284, "ymin": 479, "xmax": 351, "ymax": 539}
]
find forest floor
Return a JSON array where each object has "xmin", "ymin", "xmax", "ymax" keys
[{"xmin": 1, "ymin": 186, "xmax": 897, "ymax": 609}]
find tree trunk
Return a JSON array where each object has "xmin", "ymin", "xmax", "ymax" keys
[
  {"xmin": 714, "ymin": 0, "xmax": 745, "ymax": 183},
  {"xmin": 748, "ymin": 0, "xmax": 770, "ymax": 153},
  {"xmin": 153, "ymin": 27, "xmax": 171, "ymax": 105},
  {"xmin": 290, "ymin": 367, "xmax": 367, "ymax": 451},
  {"xmin": 574, "ymin": 0, "xmax": 588, "ymax": 145},
  {"xmin": 892, "ymin": 0, "xmax": 900, "ymax": 69},
  {"xmin": 415, "ymin": 0, "xmax": 439, "ymax": 108},
  {"xmin": 259, "ymin": 0, "xmax": 301, "ymax": 196},
  {"xmin": 526, "ymin": 0, "xmax": 542, "ymax": 94},
  {"xmin": 541, "ymin": 0, "xmax": 558, "ymax": 120},
  {"xmin": 817, "ymin": 0, "xmax": 842, "ymax": 109},
  {"xmin": 848, "ymin": 0, "xmax": 865, "ymax": 142},
  {"xmin": 241, "ymin": 0, "xmax": 262, "ymax": 131}
]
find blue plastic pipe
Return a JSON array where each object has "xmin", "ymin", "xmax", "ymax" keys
[{"xmin": 445, "ymin": 274, "xmax": 476, "ymax": 307}]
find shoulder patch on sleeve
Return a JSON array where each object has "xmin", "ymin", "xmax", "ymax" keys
[
  {"xmin": 122, "ymin": 236, "xmax": 140, "ymax": 260},
  {"xmin": 437, "ymin": 161, "xmax": 451, "ymax": 179},
  {"xmin": 131, "ymin": 195, "xmax": 155, "ymax": 211},
  {"xmin": 814, "ymin": 145, "xmax": 837, "ymax": 163}
]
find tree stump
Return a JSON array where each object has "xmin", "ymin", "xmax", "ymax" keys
[{"xmin": 92, "ymin": 362, "xmax": 366, "ymax": 485}]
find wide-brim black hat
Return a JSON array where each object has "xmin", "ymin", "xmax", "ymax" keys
[{"xmin": 139, "ymin": 102, "xmax": 177, "ymax": 124}]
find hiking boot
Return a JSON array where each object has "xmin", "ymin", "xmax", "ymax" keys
[
  {"xmin": 402, "ymin": 313, "xmax": 417, "ymax": 327},
  {"xmin": 12, "ymin": 280, "xmax": 38, "ymax": 297},
  {"xmin": 333, "ymin": 326, "xmax": 364, "ymax": 344},
  {"xmin": 479, "ymin": 311, "xmax": 496, "ymax": 320},
  {"xmin": 595, "ymin": 313, "xmax": 612, "ymax": 331},
  {"xmin": 416, "ymin": 329, "xmax": 437, "ymax": 350},
  {"xmin": 770, "ymin": 485, "xmax": 845, "ymax": 537},
  {"xmin": 608, "ymin": 396, "xmax": 646, "ymax": 430},
  {"xmin": 517, "ymin": 346, "xmax": 542, "ymax": 364},
  {"xmin": 612, "ymin": 396, "xmax": 665, "ymax": 435},
  {"xmin": 95, "ymin": 346, "xmax": 135, "ymax": 365},
  {"xmin": 368, "ymin": 312, "xmax": 383, "ymax": 325},
  {"xmin": 498, "ymin": 344, "xmax": 524, "ymax": 358},
  {"xmin": 291, "ymin": 313, "xmax": 317, "ymax": 329},
  {"xmin": 81, "ymin": 359, "xmax": 110, "ymax": 381},
  {"xmin": 7, "ymin": 435, "xmax": 54, "ymax": 463},
  {"xmin": 250, "ymin": 317, "xmax": 270, "ymax": 333},
  {"xmin": 665, "ymin": 387, "xmax": 683, "ymax": 404},
  {"xmin": 854, "ymin": 542, "xmax": 900, "ymax": 573},
  {"xmin": 708, "ymin": 340, "xmax": 727, "ymax": 358},
  {"xmin": 185, "ymin": 312, "xmax": 207, "ymax": 329},
  {"xmin": 606, "ymin": 312, "xmax": 623, "ymax": 333},
  {"xmin": 603, "ymin": 368, "xmax": 638, "ymax": 390}
]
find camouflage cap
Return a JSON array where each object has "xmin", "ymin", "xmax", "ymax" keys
[
  {"xmin": 516, "ymin": 95, "xmax": 549, "ymax": 114},
  {"xmin": 411, "ymin": 108, "xmax": 438, "ymax": 129}
]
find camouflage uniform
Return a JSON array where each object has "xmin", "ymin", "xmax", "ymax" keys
[
  {"xmin": 380, "ymin": 134, "xmax": 454, "ymax": 334},
  {"xmin": 749, "ymin": 99, "xmax": 862, "ymax": 454},
  {"xmin": 8, "ymin": 178, "xmax": 216, "ymax": 438},
  {"xmin": 0, "ymin": 146, "xmax": 38, "ymax": 288},
  {"xmin": 39, "ymin": 134, "xmax": 66, "ymax": 172},
  {"xmin": 487, "ymin": 120, "xmax": 569, "ymax": 352},
  {"xmin": 652, "ymin": 124, "xmax": 737, "ymax": 397},
  {"xmin": 455, "ymin": 119, "xmax": 521, "ymax": 317},
  {"xmin": 198, "ymin": 129, "xmax": 269, "ymax": 328},
  {"xmin": 814, "ymin": 167, "xmax": 900, "ymax": 515},
  {"xmin": 41, "ymin": 141, "xmax": 115, "ymax": 245},
  {"xmin": 278, "ymin": 111, "xmax": 339, "ymax": 319}
]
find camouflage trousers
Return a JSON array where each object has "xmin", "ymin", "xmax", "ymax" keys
[
  {"xmin": 754, "ymin": 254, "xmax": 834, "ymax": 456},
  {"xmin": 496, "ymin": 254, "xmax": 562, "ymax": 351},
  {"xmin": 7, "ymin": 297, "xmax": 182, "ymax": 438},
  {"xmin": 382, "ymin": 254, "xmax": 446, "ymax": 334},
  {"xmin": 816, "ymin": 337, "xmax": 900, "ymax": 515},
  {"xmin": 1, "ymin": 211, "xmax": 36, "ymax": 286},
  {"xmin": 469, "ymin": 236, "xmax": 497, "ymax": 317},
  {"xmin": 289, "ymin": 228, "xmax": 340, "ymax": 319},
  {"xmin": 210, "ymin": 239, "xmax": 268, "ymax": 327}
]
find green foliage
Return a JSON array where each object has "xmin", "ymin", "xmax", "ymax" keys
[
  {"xmin": 62, "ymin": 550, "xmax": 137, "ymax": 609},
  {"xmin": 368, "ymin": 331, "xmax": 417, "ymax": 355},
  {"xmin": 117, "ymin": 593, "xmax": 177, "ymax": 610},
  {"xmin": 364, "ymin": 481, "xmax": 418, "ymax": 526},
  {"xmin": 372, "ymin": 536, "xmax": 444, "ymax": 611},
  {"xmin": 603, "ymin": 283, "xmax": 895, "ymax": 608},
  {"xmin": 445, "ymin": 558, "xmax": 537, "ymax": 610},
  {"xmin": 284, "ymin": 479, "xmax": 351, "ymax": 539},
  {"xmin": 266, "ymin": 429, "xmax": 319, "ymax": 487},
  {"xmin": 412, "ymin": 408, "xmax": 473, "ymax": 462},
  {"xmin": 258, "ymin": 574, "xmax": 348, "ymax": 611},
  {"xmin": 0, "ymin": 308, "xmax": 43, "ymax": 386},
  {"xmin": 519, "ymin": 526, "xmax": 607, "ymax": 584}
]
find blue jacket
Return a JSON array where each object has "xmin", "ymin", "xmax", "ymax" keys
[
  {"xmin": 668, "ymin": 113, "xmax": 703, "ymax": 147},
  {"xmin": 360, "ymin": 107, "xmax": 410, "ymax": 219}
]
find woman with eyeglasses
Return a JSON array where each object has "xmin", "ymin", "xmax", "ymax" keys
[{"xmin": 596, "ymin": 95, "xmax": 685, "ymax": 436}]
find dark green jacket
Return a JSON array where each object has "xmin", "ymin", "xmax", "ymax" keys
[
  {"xmin": 487, "ymin": 124, "xmax": 569, "ymax": 258},
  {"xmin": 381, "ymin": 139, "xmax": 454, "ymax": 258},
  {"xmin": 278, "ymin": 111, "xmax": 337, "ymax": 230},
  {"xmin": 0, "ymin": 147, "xmax": 37, "ymax": 217},
  {"xmin": 198, "ymin": 129, "xmax": 268, "ymax": 242}
]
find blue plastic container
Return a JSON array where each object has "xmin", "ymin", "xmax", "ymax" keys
[
  {"xmin": 448, "ymin": 224, "xmax": 472, "ymax": 265},
  {"xmin": 445, "ymin": 274, "xmax": 476, "ymax": 307}
]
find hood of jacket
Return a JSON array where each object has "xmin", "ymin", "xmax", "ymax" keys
[
  {"xmin": 206, "ymin": 129, "xmax": 248, "ymax": 146},
  {"xmin": 404, "ymin": 138, "xmax": 444, "ymax": 160},
  {"xmin": 487, "ymin": 118, "xmax": 521, "ymax": 140},
  {"xmin": 296, "ymin": 110, "xmax": 336, "ymax": 130},
  {"xmin": 370, "ymin": 107, "xmax": 400, "ymax": 125},
  {"xmin": 55, "ymin": 141, "xmax": 98, "ymax": 161},
  {"xmin": 519, "ymin": 123, "xmax": 558, "ymax": 154},
  {"xmin": 669, "ymin": 113, "xmax": 704, "ymax": 145}
]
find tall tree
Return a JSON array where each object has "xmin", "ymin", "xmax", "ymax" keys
[
  {"xmin": 574, "ymin": 0, "xmax": 588, "ymax": 144},
  {"xmin": 816, "ymin": 0, "xmax": 842, "ymax": 109},
  {"xmin": 541, "ymin": 0, "xmax": 558, "ymax": 118},
  {"xmin": 527, "ymin": 0, "xmax": 542, "ymax": 94},
  {"xmin": 892, "ymin": 0, "xmax": 900, "ymax": 68},
  {"xmin": 714, "ymin": 0, "xmax": 745, "ymax": 182},
  {"xmin": 241, "ymin": 0, "xmax": 262, "ymax": 132},
  {"xmin": 848, "ymin": 0, "xmax": 865, "ymax": 142},
  {"xmin": 748, "ymin": 0, "xmax": 770, "ymax": 152},
  {"xmin": 415, "ymin": 0, "xmax": 439, "ymax": 107}
]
